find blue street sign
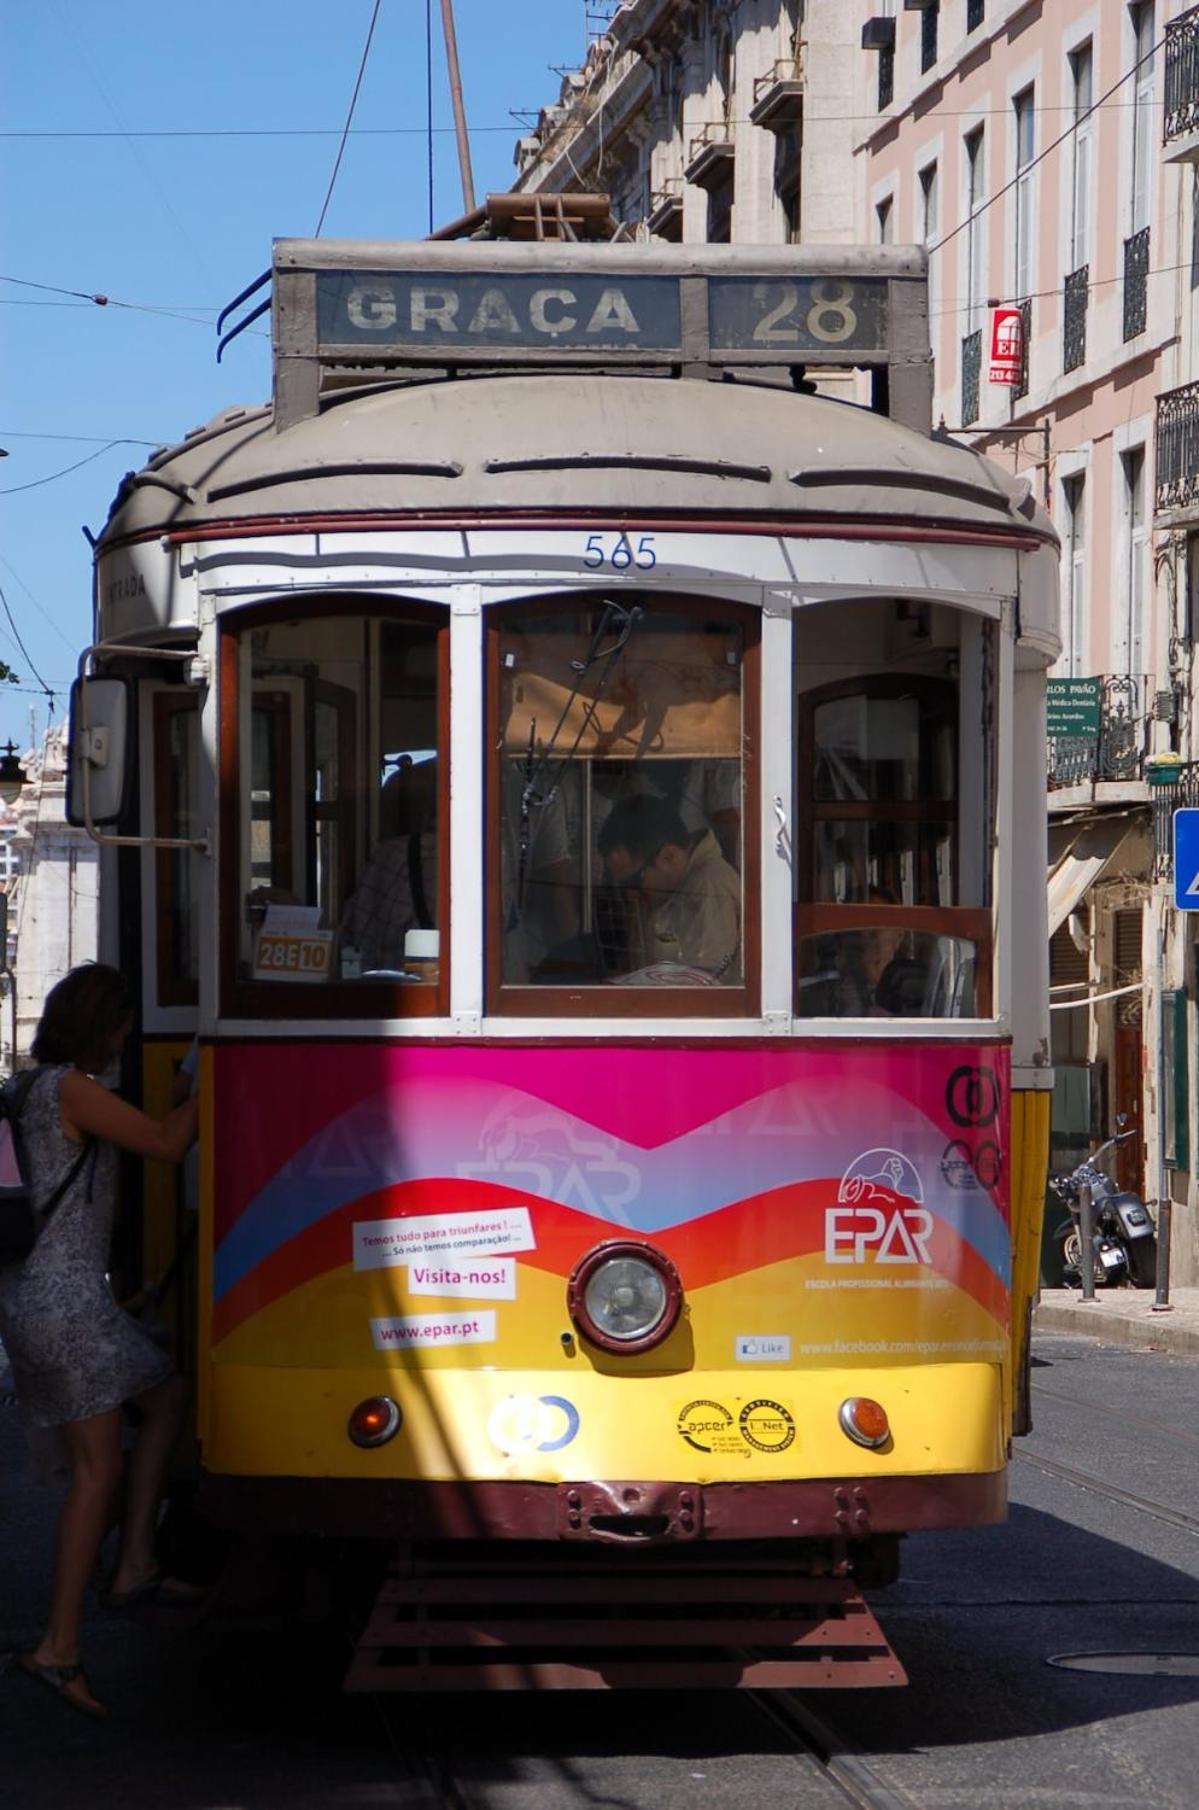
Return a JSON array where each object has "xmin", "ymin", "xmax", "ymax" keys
[{"xmin": 1174, "ymin": 809, "xmax": 1199, "ymax": 910}]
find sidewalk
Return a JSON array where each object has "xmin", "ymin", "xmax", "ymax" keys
[{"xmin": 1034, "ymin": 1285, "xmax": 1199, "ymax": 1356}]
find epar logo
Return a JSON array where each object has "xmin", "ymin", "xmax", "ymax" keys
[
  {"xmin": 824, "ymin": 1202, "xmax": 934, "ymax": 1265},
  {"xmin": 825, "ymin": 1146, "xmax": 933, "ymax": 1266}
]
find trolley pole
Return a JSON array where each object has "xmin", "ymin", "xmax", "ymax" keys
[
  {"xmin": 1079, "ymin": 1182, "xmax": 1096, "ymax": 1302},
  {"xmin": 440, "ymin": 0, "xmax": 476, "ymax": 215}
]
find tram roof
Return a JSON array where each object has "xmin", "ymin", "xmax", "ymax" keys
[{"xmin": 97, "ymin": 373, "xmax": 1051, "ymax": 549}]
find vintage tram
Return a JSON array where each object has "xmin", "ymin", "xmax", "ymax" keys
[{"xmin": 70, "ymin": 220, "xmax": 1058, "ymax": 1689}]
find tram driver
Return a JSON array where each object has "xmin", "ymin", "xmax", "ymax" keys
[{"xmin": 597, "ymin": 794, "xmax": 742, "ymax": 985}]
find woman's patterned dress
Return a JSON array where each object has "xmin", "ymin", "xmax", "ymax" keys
[{"xmin": 0, "ymin": 1065, "xmax": 171, "ymax": 1426}]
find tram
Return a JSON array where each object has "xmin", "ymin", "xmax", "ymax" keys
[{"xmin": 71, "ymin": 212, "xmax": 1058, "ymax": 1690}]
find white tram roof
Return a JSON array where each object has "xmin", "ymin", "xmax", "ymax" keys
[{"xmin": 98, "ymin": 373, "xmax": 1052, "ymax": 551}]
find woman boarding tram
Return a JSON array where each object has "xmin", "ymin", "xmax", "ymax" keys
[{"xmin": 69, "ymin": 225, "xmax": 1057, "ymax": 1689}]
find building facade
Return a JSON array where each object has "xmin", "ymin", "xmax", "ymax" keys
[
  {"xmin": 513, "ymin": 0, "xmax": 1199, "ymax": 1285},
  {"xmin": 1, "ymin": 728, "xmax": 99, "ymax": 1069}
]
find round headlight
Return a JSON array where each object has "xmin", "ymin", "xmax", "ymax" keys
[{"xmin": 567, "ymin": 1240, "xmax": 682, "ymax": 1355}]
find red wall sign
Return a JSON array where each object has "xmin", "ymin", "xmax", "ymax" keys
[{"xmin": 989, "ymin": 306, "xmax": 1024, "ymax": 384}]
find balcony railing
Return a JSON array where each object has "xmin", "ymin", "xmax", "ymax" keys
[
  {"xmin": 750, "ymin": 53, "xmax": 806, "ymax": 130},
  {"xmin": 961, "ymin": 329, "xmax": 981, "ymax": 425},
  {"xmin": 1063, "ymin": 266, "xmax": 1088, "ymax": 373},
  {"xmin": 1123, "ymin": 226, "xmax": 1149, "ymax": 340},
  {"xmin": 685, "ymin": 121, "xmax": 735, "ymax": 190},
  {"xmin": 1013, "ymin": 295, "xmax": 1031, "ymax": 400},
  {"xmin": 1165, "ymin": 7, "xmax": 1199, "ymax": 143},
  {"xmin": 1048, "ymin": 674, "xmax": 1153, "ymax": 788},
  {"xmin": 1155, "ymin": 379, "xmax": 1199, "ymax": 512},
  {"xmin": 1152, "ymin": 762, "xmax": 1199, "ymax": 878}
]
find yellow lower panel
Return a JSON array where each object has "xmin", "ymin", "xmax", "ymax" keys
[{"xmin": 206, "ymin": 1360, "xmax": 1005, "ymax": 1484}]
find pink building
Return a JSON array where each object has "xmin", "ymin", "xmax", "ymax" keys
[{"xmin": 859, "ymin": 0, "xmax": 1198, "ymax": 1283}]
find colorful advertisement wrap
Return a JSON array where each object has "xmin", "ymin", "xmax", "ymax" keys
[{"xmin": 209, "ymin": 1042, "xmax": 1010, "ymax": 1378}]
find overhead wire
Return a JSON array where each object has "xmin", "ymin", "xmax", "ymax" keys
[
  {"xmin": 0, "ymin": 442, "xmax": 129, "ymax": 495},
  {"xmin": 928, "ymin": 30, "xmax": 1164, "ymax": 257},
  {"xmin": 314, "ymin": 0, "xmax": 384, "ymax": 236},
  {"xmin": 0, "ymin": 580, "xmax": 56, "ymax": 703}
]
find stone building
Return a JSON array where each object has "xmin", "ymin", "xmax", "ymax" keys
[{"xmin": 1, "ymin": 727, "xmax": 99, "ymax": 1068}]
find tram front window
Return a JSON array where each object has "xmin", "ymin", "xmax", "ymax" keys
[
  {"xmin": 229, "ymin": 608, "xmax": 444, "ymax": 1003},
  {"xmin": 492, "ymin": 598, "xmax": 756, "ymax": 1008},
  {"xmin": 795, "ymin": 601, "xmax": 995, "ymax": 1019}
]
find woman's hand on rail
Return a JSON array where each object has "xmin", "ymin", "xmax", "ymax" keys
[{"xmin": 58, "ymin": 1070, "xmax": 199, "ymax": 1164}]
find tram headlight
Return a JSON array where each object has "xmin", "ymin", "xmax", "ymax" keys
[
  {"xmin": 567, "ymin": 1240, "xmax": 682, "ymax": 1355},
  {"xmin": 348, "ymin": 1395, "xmax": 402, "ymax": 1448},
  {"xmin": 838, "ymin": 1396, "xmax": 891, "ymax": 1451}
]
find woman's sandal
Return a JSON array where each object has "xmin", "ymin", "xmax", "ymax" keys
[
  {"xmin": 16, "ymin": 1652, "xmax": 108, "ymax": 1719},
  {"xmin": 100, "ymin": 1568, "xmax": 162, "ymax": 1610}
]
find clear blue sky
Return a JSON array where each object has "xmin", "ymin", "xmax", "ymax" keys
[{"xmin": 0, "ymin": 0, "xmax": 590, "ymax": 752}]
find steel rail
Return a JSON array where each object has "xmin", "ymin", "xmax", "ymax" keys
[
  {"xmin": 748, "ymin": 1689, "xmax": 921, "ymax": 1810},
  {"xmin": 1016, "ymin": 1450, "xmax": 1199, "ymax": 1537}
]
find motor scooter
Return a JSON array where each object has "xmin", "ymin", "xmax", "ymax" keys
[{"xmin": 1047, "ymin": 1119, "xmax": 1157, "ymax": 1290}]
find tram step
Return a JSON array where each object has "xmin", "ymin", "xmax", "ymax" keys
[{"xmin": 345, "ymin": 1561, "xmax": 906, "ymax": 1691}]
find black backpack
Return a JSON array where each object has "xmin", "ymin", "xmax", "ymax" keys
[{"xmin": 0, "ymin": 1070, "xmax": 91, "ymax": 1266}]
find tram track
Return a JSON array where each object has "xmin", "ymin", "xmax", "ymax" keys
[
  {"xmin": 362, "ymin": 1684, "xmax": 919, "ymax": 1810},
  {"xmin": 1015, "ymin": 1448, "xmax": 1199, "ymax": 1537}
]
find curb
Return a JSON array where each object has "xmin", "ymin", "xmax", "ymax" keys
[{"xmin": 1033, "ymin": 1299, "xmax": 1199, "ymax": 1357}]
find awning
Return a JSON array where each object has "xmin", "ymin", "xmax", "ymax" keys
[{"xmin": 1047, "ymin": 816, "xmax": 1136, "ymax": 938}]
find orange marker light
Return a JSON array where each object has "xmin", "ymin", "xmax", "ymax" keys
[
  {"xmin": 838, "ymin": 1396, "xmax": 890, "ymax": 1450},
  {"xmin": 348, "ymin": 1396, "xmax": 402, "ymax": 1448}
]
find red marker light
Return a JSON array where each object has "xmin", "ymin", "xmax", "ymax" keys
[
  {"xmin": 838, "ymin": 1396, "xmax": 890, "ymax": 1450},
  {"xmin": 348, "ymin": 1396, "xmax": 402, "ymax": 1448}
]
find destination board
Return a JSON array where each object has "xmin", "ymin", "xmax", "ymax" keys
[
  {"xmin": 317, "ymin": 272, "xmax": 682, "ymax": 352},
  {"xmin": 314, "ymin": 270, "xmax": 891, "ymax": 358}
]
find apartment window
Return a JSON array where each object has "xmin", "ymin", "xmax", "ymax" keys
[
  {"xmin": 967, "ymin": 0, "xmax": 985, "ymax": 29},
  {"xmin": 1069, "ymin": 44, "xmax": 1093, "ymax": 275},
  {"xmin": 1014, "ymin": 88, "xmax": 1035, "ymax": 302},
  {"xmin": 920, "ymin": 161, "xmax": 939, "ymax": 316},
  {"xmin": 921, "ymin": 2, "xmax": 940, "ymax": 76},
  {"xmin": 878, "ymin": 42, "xmax": 894, "ymax": 111},
  {"xmin": 1063, "ymin": 474, "xmax": 1087, "ymax": 677},
  {"xmin": 876, "ymin": 195, "xmax": 894, "ymax": 244},
  {"xmin": 1121, "ymin": 448, "xmax": 1147, "ymax": 675},
  {"xmin": 1130, "ymin": 4, "xmax": 1155, "ymax": 236},
  {"xmin": 964, "ymin": 126, "xmax": 986, "ymax": 333}
]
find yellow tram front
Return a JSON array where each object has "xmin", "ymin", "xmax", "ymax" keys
[{"xmin": 73, "ymin": 239, "xmax": 1058, "ymax": 1688}]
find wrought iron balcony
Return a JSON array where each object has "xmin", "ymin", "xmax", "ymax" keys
[
  {"xmin": 1152, "ymin": 761, "xmax": 1199, "ymax": 879},
  {"xmin": 750, "ymin": 53, "xmax": 805, "ymax": 131},
  {"xmin": 1164, "ymin": 7, "xmax": 1199, "ymax": 146},
  {"xmin": 961, "ymin": 329, "xmax": 981, "ymax": 426},
  {"xmin": 647, "ymin": 176, "xmax": 683, "ymax": 239},
  {"xmin": 685, "ymin": 121, "xmax": 735, "ymax": 191},
  {"xmin": 1047, "ymin": 674, "xmax": 1153, "ymax": 788},
  {"xmin": 1012, "ymin": 296, "xmax": 1031, "ymax": 400},
  {"xmin": 1155, "ymin": 379, "xmax": 1199, "ymax": 513},
  {"xmin": 1123, "ymin": 227, "xmax": 1149, "ymax": 340},
  {"xmin": 1063, "ymin": 267, "xmax": 1088, "ymax": 373}
]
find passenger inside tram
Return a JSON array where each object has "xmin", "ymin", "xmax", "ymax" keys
[{"xmin": 339, "ymin": 756, "xmax": 438, "ymax": 977}]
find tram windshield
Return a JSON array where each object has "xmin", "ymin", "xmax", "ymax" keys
[
  {"xmin": 492, "ymin": 597, "xmax": 754, "ymax": 1006},
  {"xmin": 226, "ymin": 607, "xmax": 445, "ymax": 1004},
  {"xmin": 794, "ymin": 598, "xmax": 995, "ymax": 1019}
]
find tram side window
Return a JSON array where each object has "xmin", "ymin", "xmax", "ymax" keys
[
  {"xmin": 795, "ymin": 599, "xmax": 995, "ymax": 1019},
  {"xmin": 231, "ymin": 610, "xmax": 444, "ymax": 1000},
  {"xmin": 492, "ymin": 598, "xmax": 755, "ymax": 1008},
  {"xmin": 154, "ymin": 693, "xmax": 203, "ymax": 1005}
]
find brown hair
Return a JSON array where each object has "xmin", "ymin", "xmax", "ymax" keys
[{"xmin": 31, "ymin": 963, "xmax": 134, "ymax": 1073}]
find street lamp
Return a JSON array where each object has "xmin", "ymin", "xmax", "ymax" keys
[{"xmin": 0, "ymin": 742, "xmax": 26, "ymax": 805}]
